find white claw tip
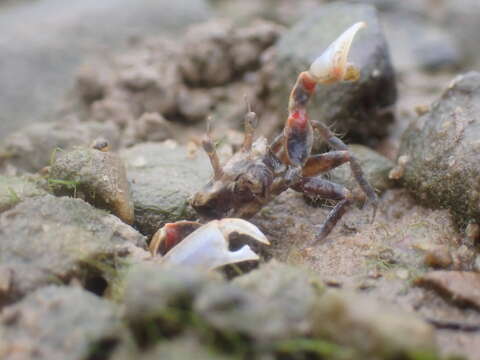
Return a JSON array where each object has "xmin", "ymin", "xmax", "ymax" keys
[{"xmin": 309, "ymin": 22, "xmax": 366, "ymax": 84}]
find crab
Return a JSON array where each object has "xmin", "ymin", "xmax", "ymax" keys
[{"xmin": 149, "ymin": 22, "xmax": 377, "ymax": 270}]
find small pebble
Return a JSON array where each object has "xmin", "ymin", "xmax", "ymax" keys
[
  {"xmin": 465, "ymin": 222, "xmax": 480, "ymax": 243},
  {"xmin": 396, "ymin": 268, "xmax": 409, "ymax": 280},
  {"xmin": 423, "ymin": 245, "xmax": 452, "ymax": 268},
  {"xmin": 474, "ymin": 256, "xmax": 480, "ymax": 272}
]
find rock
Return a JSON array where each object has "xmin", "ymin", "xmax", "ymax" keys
[
  {"xmin": 272, "ymin": 2, "xmax": 397, "ymax": 145},
  {"xmin": 0, "ymin": 286, "xmax": 125, "ymax": 360},
  {"xmin": 50, "ymin": 147, "xmax": 134, "ymax": 224},
  {"xmin": 0, "ymin": 195, "xmax": 145, "ymax": 304},
  {"xmin": 312, "ymin": 289, "xmax": 437, "ymax": 359},
  {"xmin": 438, "ymin": 0, "xmax": 480, "ymax": 68},
  {"xmin": 474, "ymin": 256, "xmax": 480, "ymax": 272},
  {"xmin": 195, "ymin": 261, "xmax": 322, "ymax": 343},
  {"xmin": 398, "ymin": 72, "xmax": 480, "ymax": 227},
  {"xmin": 122, "ymin": 112, "xmax": 174, "ymax": 147},
  {"xmin": 0, "ymin": 175, "xmax": 47, "ymax": 213},
  {"xmin": 179, "ymin": 20, "xmax": 281, "ymax": 87},
  {"xmin": 122, "ymin": 264, "xmax": 219, "ymax": 323},
  {"xmin": 415, "ymin": 271, "xmax": 480, "ymax": 310},
  {"xmin": 121, "ymin": 142, "xmax": 212, "ymax": 236},
  {"xmin": 423, "ymin": 245, "xmax": 453, "ymax": 269},
  {"xmin": 113, "ymin": 337, "xmax": 230, "ymax": 360},
  {"xmin": 68, "ymin": 20, "xmax": 281, "ymax": 129},
  {"xmin": 0, "ymin": 0, "xmax": 212, "ymax": 139},
  {"xmin": 328, "ymin": 144, "xmax": 395, "ymax": 198},
  {"xmin": 380, "ymin": 7, "xmax": 463, "ymax": 73},
  {"xmin": 0, "ymin": 119, "xmax": 120, "ymax": 174}
]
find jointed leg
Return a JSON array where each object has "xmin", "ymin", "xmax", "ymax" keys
[
  {"xmin": 293, "ymin": 177, "xmax": 353, "ymax": 244},
  {"xmin": 312, "ymin": 120, "xmax": 378, "ymax": 221},
  {"xmin": 302, "ymin": 151, "xmax": 350, "ymax": 177},
  {"xmin": 202, "ymin": 118, "xmax": 223, "ymax": 180},
  {"xmin": 241, "ymin": 97, "xmax": 258, "ymax": 151}
]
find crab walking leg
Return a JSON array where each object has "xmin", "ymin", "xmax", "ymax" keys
[
  {"xmin": 160, "ymin": 219, "xmax": 269, "ymax": 271},
  {"xmin": 302, "ymin": 151, "xmax": 350, "ymax": 177},
  {"xmin": 241, "ymin": 98, "xmax": 258, "ymax": 151},
  {"xmin": 202, "ymin": 119, "xmax": 223, "ymax": 180},
  {"xmin": 293, "ymin": 177, "xmax": 353, "ymax": 244},
  {"xmin": 282, "ymin": 22, "xmax": 366, "ymax": 167},
  {"xmin": 312, "ymin": 120, "xmax": 378, "ymax": 221}
]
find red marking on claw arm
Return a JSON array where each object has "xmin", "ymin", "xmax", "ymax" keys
[
  {"xmin": 288, "ymin": 109, "xmax": 308, "ymax": 130},
  {"xmin": 164, "ymin": 223, "xmax": 181, "ymax": 253},
  {"xmin": 301, "ymin": 74, "xmax": 317, "ymax": 93}
]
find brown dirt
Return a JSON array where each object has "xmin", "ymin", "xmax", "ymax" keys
[{"xmin": 252, "ymin": 188, "xmax": 479, "ymax": 359}]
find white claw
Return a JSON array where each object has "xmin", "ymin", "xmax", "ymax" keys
[
  {"xmin": 308, "ymin": 22, "xmax": 366, "ymax": 84},
  {"xmin": 160, "ymin": 219, "xmax": 269, "ymax": 271}
]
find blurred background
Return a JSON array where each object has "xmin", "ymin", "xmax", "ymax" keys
[{"xmin": 0, "ymin": 0, "xmax": 478, "ymax": 147}]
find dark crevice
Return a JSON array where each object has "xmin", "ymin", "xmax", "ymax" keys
[
  {"xmin": 86, "ymin": 338, "xmax": 119, "ymax": 360},
  {"xmin": 83, "ymin": 274, "xmax": 108, "ymax": 297}
]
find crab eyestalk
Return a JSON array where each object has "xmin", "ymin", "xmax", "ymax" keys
[
  {"xmin": 284, "ymin": 22, "xmax": 366, "ymax": 167},
  {"xmin": 202, "ymin": 118, "xmax": 223, "ymax": 180},
  {"xmin": 241, "ymin": 96, "xmax": 258, "ymax": 151}
]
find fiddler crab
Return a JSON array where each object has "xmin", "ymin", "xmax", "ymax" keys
[{"xmin": 151, "ymin": 22, "xmax": 377, "ymax": 271}]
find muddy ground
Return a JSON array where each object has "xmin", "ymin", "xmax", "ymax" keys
[{"xmin": 1, "ymin": 0, "xmax": 480, "ymax": 359}]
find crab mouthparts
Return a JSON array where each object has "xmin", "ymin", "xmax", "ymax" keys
[{"xmin": 308, "ymin": 22, "xmax": 366, "ymax": 84}]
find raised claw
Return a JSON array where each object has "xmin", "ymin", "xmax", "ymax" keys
[
  {"xmin": 159, "ymin": 218, "xmax": 269, "ymax": 271},
  {"xmin": 308, "ymin": 22, "xmax": 366, "ymax": 84}
]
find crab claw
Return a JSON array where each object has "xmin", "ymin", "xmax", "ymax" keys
[
  {"xmin": 160, "ymin": 219, "xmax": 269, "ymax": 271},
  {"xmin": 308, "ymin": 22, "xmax": 366, "ymax": 84},
  {"xmin": 149, "ymin": 221, "xmax": 202, "ymax": 256}
]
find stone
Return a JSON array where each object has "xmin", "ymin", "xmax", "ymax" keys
[
  {"xmin": 380, "ymin": 6, "xmax": 463, "ymax": 73},
  {"xmin": 415, "ymin": 271, "xmax": 480, "ymax": 310},
  {"xmin": 0, "ymin": 195, "xmax": 145, "ymax": 304},
  {"xmin": 0, "ymin": 0, "xmax": 211, "ymax": 139},
  {"xmin": 272, "ymin": 2, "xmax": 397, "ymax": 145},
  {"xmin": 50, "ymin": 147, "xmax": 134, "ymax": 224},
  {"xmin": 312, "ymin": 289, "xmax": 437, "ymax": 359},
  {"xmin": 68, "ymin": 20, "xmax": 281, "ymax": 129},
  {"xmin": 122, "ymin": 264, "xmax": 219, "ymax": 323},
  {"xmin": 195, "ymin": 261, "xmax": 322, "ymax": 343},
  {"xmin": 328, "ymin": 144, "xmax": 395, "ymax": 197},
  {"xmin": 0, "ymin": 119, "xmax": 120, "ymax": 174},
  {"xmin": 0, "ymin": 286, "xmax": 125, "ymax": 360},
  {"xmin": 113, "ymin": 337, "xmax": 230, "ymax": 360},
  {"xmin": 122, "ymin": 112, "xmax": 174, "ymax": 147},
  {"xmin": 0, "ymin": 175, "xmax": 47, "ymax": 213},
  {"xmin": 398, "ymin": 72, "xmax": 480, "ymax": 227},
  {"xmin": 423, "ymin": 245, "xmax": 453, "ymax": 269},
  {"xmin": 121, "ymin": 142, "xmax": 212, "ymax": 236}
]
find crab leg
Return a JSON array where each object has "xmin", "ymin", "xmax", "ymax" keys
[
  {"xmin": 159, "ymin": 219, "xmax": 269, "ymax": 271},
  {"xmin": 311, "ymin": 119, "xmax": 378, "ymax": 221},
  {"xmin": 241, "ymin": 97, "xmax": 258, "ymax": 151},
  {"xmin": 283, "ymin": 22, "xmax": 366, "ymax": 168},
  {"xmin": 202, "ymin": 118, "xmax": 223, "ymax": 180},
  {"xmin": 302, "ymin": 151, "xmax": 350, "ymax": 177},
  {"xmin": 292, "ymin": 177, "xmax": 353, "ymax": 244}
]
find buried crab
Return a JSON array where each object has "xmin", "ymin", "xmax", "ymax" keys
[{"xmin": 150, "ymin": 22, "xmax": 377, "ymax": 271}]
